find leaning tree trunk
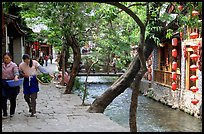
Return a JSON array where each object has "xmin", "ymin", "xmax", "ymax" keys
[
  {"xmin": 87, "ymin": 37, "xmax": 156, "ymax": 113},
  {"xmin": 64, "ymin": 36, "xmax": 81, "ymax": 94},
  {"xmin": 129, "ymin": 68, "xmax": 147, "ymax": 132}
]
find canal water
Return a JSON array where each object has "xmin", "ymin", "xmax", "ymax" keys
[{"xmin": 77, "ymin": 76, "xmax": 202, "ymax": 132}]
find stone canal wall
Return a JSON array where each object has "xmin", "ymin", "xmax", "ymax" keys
[{"xmin": 139, "ymin": 78, "xmax": 202, "ymax": 119}]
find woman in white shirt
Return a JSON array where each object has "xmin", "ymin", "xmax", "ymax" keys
[{"xmin": 19, "ymin": 54, "xmax": 48, "ymax": 117}]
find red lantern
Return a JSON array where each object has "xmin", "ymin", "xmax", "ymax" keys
[
  {"xmin": 172, "ymin": 38, "xmax": 178, "ymax": 46},
  {"xmin": 190, "ymin": 32, "xmax": 198, "ymax": 39},
  {"xmin": 190, "ymin": 64, "xmax": 198, "ymax": 71},
  {"xmin": 190, "ymin": 53, "xmax": 199, "ymax": 61},
  {"xmin": 178, "ymin": 5, "xmax": 183, "ymax": 11},
  {"xmin": 190, "ymin": 75, "xmax": 198, "ymax": 82},
  {"xmin": 190, "ymin": 86, "xmax": 199, "ymax": 93},
  {"xmin": 191, "ymin": 98, "xmax": 199, "ymax": 105},
  {"xmin": 190, "ymin": 43, "xmax": 199, "ymax": 50},
  {"xmin": 172, "ymin": 49, "xmax": 178, "ymax": 57},
  {"xmin": 172, "ymin": 72, "xmax": 177, "ymax": 80},
  {"xmin": 192, "ymin": 10, "xmax": 199, "ymax": 17},
  {"xmin": 172, "ymin": 62, "xmax": 177, "ymax": 70},
  {"xmin": 172, "ymin": 82, "xmax": 177, "ymax": 91}
]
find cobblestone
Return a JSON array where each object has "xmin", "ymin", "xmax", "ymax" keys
[{"xmin": 2, "ymin": 60, "xmax": 128, "ymax": 132}]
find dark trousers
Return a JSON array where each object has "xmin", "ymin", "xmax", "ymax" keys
[
  {"xmin": 45, "ymin": 60, "xmax": 48, "ymax": 66},
  {"xmin": 24, "ymin": 93, "xmax": 37, "ymax": 114},
  {"xmin": 2, "ymin": 94, "xmax": 18, "ymax": 116}
]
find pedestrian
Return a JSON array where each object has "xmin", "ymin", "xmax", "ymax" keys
[
  {"xmin": 2, "ymin": 52, "xmax": 20, "ymax": 119},
  {"xmin": 49, "ymin": 54, "xmax": 53, "ymax": 64},
  {"xmin": 44, "ymin": 55, "xmax": 49, "ymax": 66},
  {"xmin": 112, "ymin": 56, "xmax": 117, "ymax": 74},
  {"xmin": 38, "ymin": 56, "xmax": 44, "ymax": 66},
  {"xmin": 19, "ymin": 54, "xmax": 49, "ymax": 117}
]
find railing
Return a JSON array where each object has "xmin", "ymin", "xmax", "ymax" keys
[{"xmin": 153, "ymin": 70, "xmax": 181, "ymax": 89}]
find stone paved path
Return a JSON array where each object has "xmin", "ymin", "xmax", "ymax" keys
[{"xmin": 2, "ymin": 60, "xmax": 129, "ymax": 132}]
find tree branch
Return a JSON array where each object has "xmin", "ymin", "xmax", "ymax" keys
[
  {"xmin": 117, "ymin": 2, "xmax": 147, "ymax": 14},
  {"xmin": 106, "ymin": 2, "xmax": 145, "ymax": 29}
]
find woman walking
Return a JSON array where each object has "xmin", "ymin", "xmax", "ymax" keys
[
  {"xmin": 2, "ymin": 52, "xmax": 20, "ymax": 118},
  {"xmin": 19, "ymin": 54, "xmax": 48, "ymax": 117}
]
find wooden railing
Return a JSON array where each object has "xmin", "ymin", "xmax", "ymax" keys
[{"xmin": 153, "ymin": 70, "xmax": 181, "ymax": 89}]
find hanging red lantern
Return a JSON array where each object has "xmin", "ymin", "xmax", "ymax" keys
[
  {"xmin": 191, "ymin": 98, "xmax": 199, "ymax": 105},
  {"xmin": 190, "ymin": 32, "xmax": 198, "ymax": 39},
  {"xmin": 190, "ymin": 75, "xmax": 198, "ymax": 82},
  {"xmin": 190, "ymin": 43, "xmax": 199, "ymax": 50},
  {"xmin": 190, "ymin": 86, "xmax": 199, "ymax": 93},
  {"xmin": 190, "ymin": 64, "xmax": 198, "ymax": 71},
  {"xmin": 192, "ymin": 10, "xmax": 199, "ymax": 17},
  {"xmin": 178, "ymin": 5, "xmax": 183, "ymax": 11},
  {"xmin": 190, "ymin": 53, "xmax": 199, "ymax": 61},
  {"xmin": 172, "ymin": 72, "xmax": 177, "ymax": 80},
  {"xmin": 172, "ymin": 82, "xmax": 177, "ymax": 91},
  {"xmin": 172, "ymin": 38, "xmax": 178, "ymax": 46},
  {"xmin": 172, "ymin": 62, "xmax": 177, "ymax": 70},
  {"xmin": 172, "ymin": 49, "xmax": 178, "ymax": 57}
]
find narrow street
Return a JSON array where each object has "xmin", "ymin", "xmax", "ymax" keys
[{"xmin": 2, "ymin": 60, "xmax": 128, "ymax": 132}]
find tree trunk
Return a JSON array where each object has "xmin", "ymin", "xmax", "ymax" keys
[
  {"xmin": 60, "ymin": 42, "xmax": 65, "ymax": 86},
  {"xmin": 87, "ymin": 37, "xmax": 156, "ymax": 113},
  {"xmin": 129, "ymin": 69, "xmax": 147, "ymax": 132},
  {"xmin": 64, "ymin": 36, "xmax": 81, "ymax": 94},
  {"xmin": 82, "ymin": 60, "xmax": 98, "ymax": 105}
]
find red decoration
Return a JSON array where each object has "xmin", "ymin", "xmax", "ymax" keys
[
  {"xmin": 178, "ymin": 5, "xmax": 183, "ymax": 11},
  {"xmin": 192, "ymin": 10, "xmax": 199, "ymax": 17},
  {"xmin": 191, "ymin": 98, "xmax": 199, "ymax": 105},
  {"xmin": 190, "ymin": 86, "xmax": 199, "ymax": 93},
  {"xmin": 190, "ymin": 32, "xmax": 198, "ymax": 39},
  {"xmin": 190, "ymin": 53, "xmax": 199, "ymax": 61},
  {"xmin": 172, "ymin": 62, "xmax": 177, "ymax": 70},
  {"xmin": 172, "ymin": 82, "xmax": 177, "ymax": 91},
  {"xmin": 190, "ymin": 64, "xmax": 198, "ymax": 71},
  {"xmin": 172, "ymin": 72, "xmax": 177, "ymax": 80},
  {"xmin": 190, "ymin": 75, "xmax": 198, "ymax": 81},
  {"xmin": 172, "ymin": 38, "xmax": 178, "ymax": 46},
  {"xmin": 172, "ymin": 49, "xmax": 178, "ymax": 57},
  {"xmin": 190, "ymin": 43, "xmax": 199, "ymax": 50}
]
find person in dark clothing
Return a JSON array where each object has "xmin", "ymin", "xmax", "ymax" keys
[
  {"xmin": 38, "ymin": 56, "xmax": 44, "ymax": 66},
  {"xmin": 2, "ymin": 52, "xmax": 20, "ymax": 119},
  {"xmin": 44, "ymin": 55, "xmax": 49, "ymax": 66},
  {"xmin": 49, "ymin": 54, "xmax": 53, "ymax": 64}
]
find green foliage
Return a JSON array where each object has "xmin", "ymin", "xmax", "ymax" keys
[{"xmin": 166, "ymin": 29, "xmax": 173, "ymax": 39}]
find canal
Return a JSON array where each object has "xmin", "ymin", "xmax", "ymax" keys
[{"xmin": 77, "ymin": 76, "xmax": 202, "ymax": 132}]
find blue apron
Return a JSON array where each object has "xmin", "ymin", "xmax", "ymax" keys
[{"xmin": 23, "ymin": 76, "xmax": 39, "ymax": 94}]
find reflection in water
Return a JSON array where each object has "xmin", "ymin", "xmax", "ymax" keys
[{"xmin": 78, "ymin": 76, "xmax": 202, "ymax": 132}]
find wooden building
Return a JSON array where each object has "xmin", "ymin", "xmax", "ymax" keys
[{"xmin": 2, "ymin": 13, "xmax": 26, "ymax": 65}]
